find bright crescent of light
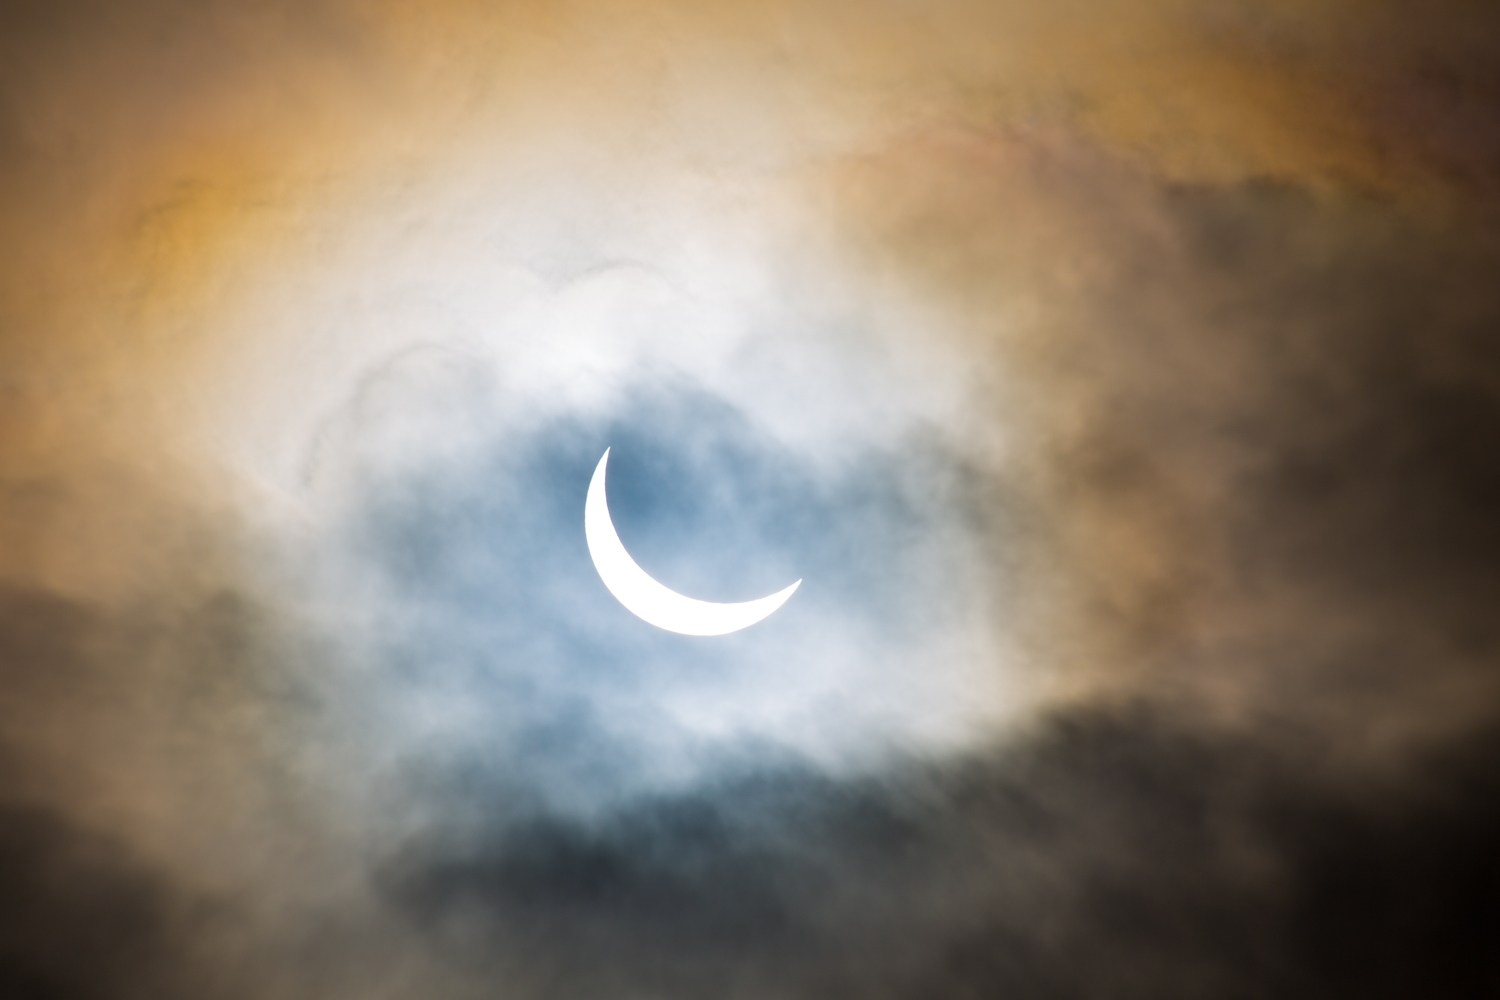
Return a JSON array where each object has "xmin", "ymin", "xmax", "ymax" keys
[{"xmin": 584, "ymin": 448, "xmax": 801, "ymax": 636}]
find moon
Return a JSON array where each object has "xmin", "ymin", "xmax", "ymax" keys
[{"xmin": 584, "ymin": 448, "xmax": 802, "ymax": 636}]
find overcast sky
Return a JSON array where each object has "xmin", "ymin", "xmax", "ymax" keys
[{"xmin": 2, "ymin": 2, "xmax": 1499, "ymax": 997}]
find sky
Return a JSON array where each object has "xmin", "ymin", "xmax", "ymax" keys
[{"xmin": 1, "ymin": 1, "xmax": 1499, "ymax": 997}]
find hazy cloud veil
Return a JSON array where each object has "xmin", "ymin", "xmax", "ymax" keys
[{"xmin": 1, "ymin": 1, "xmax": 1498, "ymax": 997}]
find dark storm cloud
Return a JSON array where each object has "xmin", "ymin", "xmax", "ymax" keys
[
  {"xmin": 0, "ymin": 577, "xmax": 373, "ymax": 1000},
  {"xmin": 0, "ymin": 585, "xmax": 235, "ymax": 1000},
  {"xmin": 379, "ymin": 700, "xmax": 1500, "ymax": 999},
  {"xmin": 0, "ymin": 799, "xmax": 228, "ymax": 1000},
  {"xmin": 831, "ymin": 131, "xmax": 1500, "ymax": 726},
  {"xmin": 1086, "ymin": 180, "xmax": 1500, "ymax": 718}
]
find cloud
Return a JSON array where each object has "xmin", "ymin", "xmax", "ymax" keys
[
  {"xmin": 1, "ymin": 0, "xmax": 1499, "ymax": 996},
  {"xmin": 378, "ymin": 700, "xmax": 1500, "ymax": 999},
  {"xmin": 820, "ymin": 130, "xmax": 1500, "ymax": 729},
  {"xmin": 0, "ymin": 801, "xmax": 224, "ymax": 1000},
  {"xmin": 296, "ymin": 354, "xmax": 1028, "ymax": 814}
]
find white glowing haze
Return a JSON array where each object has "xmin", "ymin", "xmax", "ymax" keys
[{"xmin": 236, "ymin": 163, "xmax": 1024, "ymax": 789}]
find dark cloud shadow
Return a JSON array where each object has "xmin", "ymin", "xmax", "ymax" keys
[
  {"xmin": 378, "ymin": 700, "xmax": 1500, "ymax": 1000},
  {"xmin": 0, "ymin": 797, "xmax": 234, "ymax": 1000}
]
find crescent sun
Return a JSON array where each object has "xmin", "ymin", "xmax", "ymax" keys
[{"xmin": 584, "ymin": 448, "xmax": 801, "ymax": 636}]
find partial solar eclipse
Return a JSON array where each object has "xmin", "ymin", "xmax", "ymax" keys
[{"xmin": 584, "ymin": 448, "xmax": 801, "ymax": 636}]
